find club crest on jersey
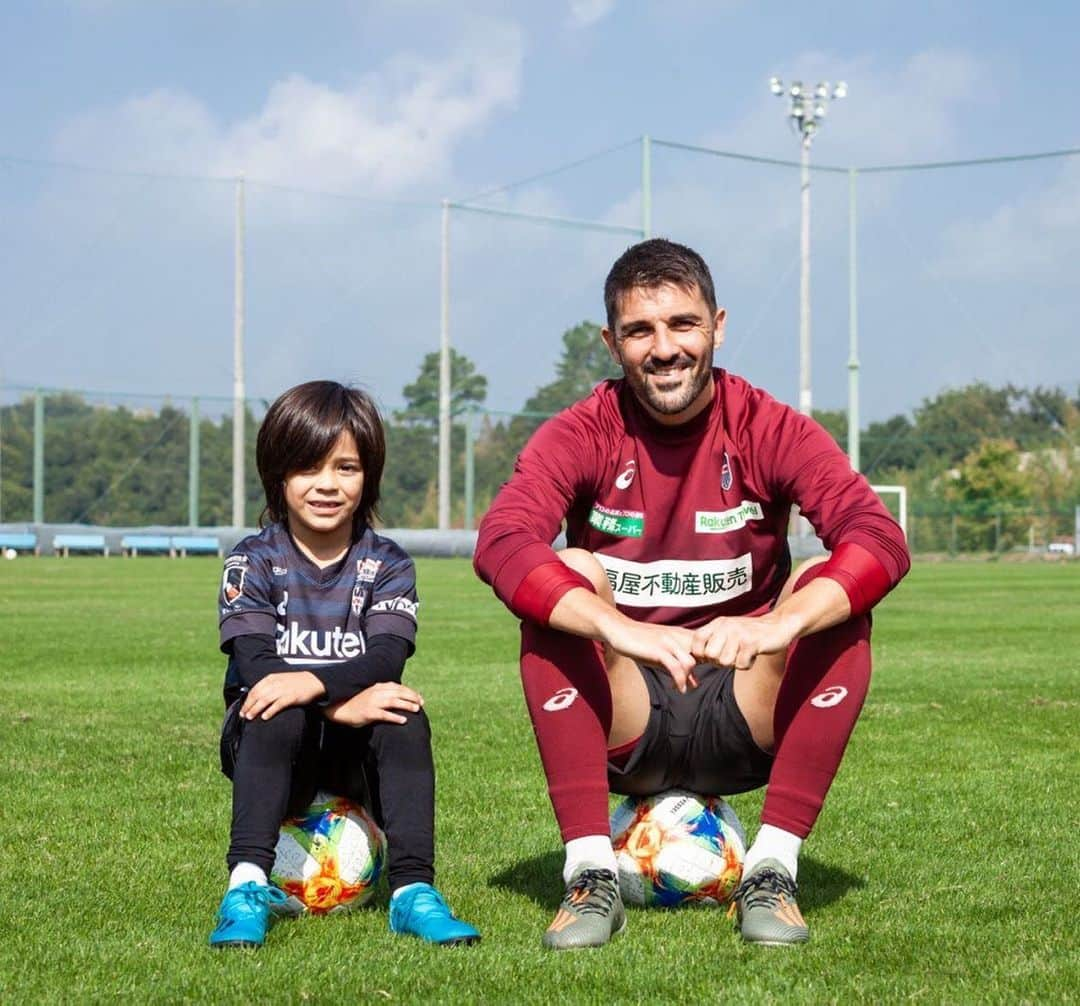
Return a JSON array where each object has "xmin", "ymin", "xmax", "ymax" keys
[
  {"xmin": 356, "ymin": 557, "xmax": 381, "ymax": 583},
  {"xmin": 222, "ymin": 555, "xmax": 248, "ymax": 605},
  {"xmin": 351, "ymin": 585, "xmax": 366, "ymax": 615},
  {"xmin": 614, "ymin": 459, "xmax": 636, "ymax": 490},
  {"xmin": 721, "ymin": 451, "xmax": 733, "ymax": 491}
]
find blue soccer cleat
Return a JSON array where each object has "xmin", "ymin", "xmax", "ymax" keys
[
  {"xmin": 209, "ymin": 881, "xmax": 289, "ymax": 950},
  {"xmin": 389, "ymin": 883, "xmax": 481, "ymax": 946}
]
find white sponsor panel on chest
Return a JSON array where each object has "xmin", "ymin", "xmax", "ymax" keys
[{"xmin": 597, "ymin": 553, "xmax": 753, "ymax": 608}]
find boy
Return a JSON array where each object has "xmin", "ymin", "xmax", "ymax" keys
[{"xmin": 209, "ymin": 380, "xmax": 479, "ymax": 949}]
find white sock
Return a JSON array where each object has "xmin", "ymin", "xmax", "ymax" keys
[
  {"xmin": 228, "ymin": 862, "xmax": 268, "ymax": 890},
  {"xmin": 743, "ymin": 824, "xmax": 802, "ymax": 881},
  {"xmin": 563, "ymin": 835, "xmax": 618, "ymax": 884}
]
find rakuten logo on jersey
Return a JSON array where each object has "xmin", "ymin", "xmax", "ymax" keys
[{"xmin": 275, "ymin": 621, "xmax": 365, "ymax": 660}]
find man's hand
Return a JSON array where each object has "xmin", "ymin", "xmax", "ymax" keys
[
  {"xmin": 241, "ymin": 671, "xmax": 326, "ymax": 720},
  {"xmin": 604, "ymin": 619, "xmax": 699, "ymax": 693},
  {"xmin": 690, "ymin": 613, "xmax": 799, "ymax": 670},
  {"xmin": 323, "ymin": 682, "xmax": 425, "ymax": 728}
]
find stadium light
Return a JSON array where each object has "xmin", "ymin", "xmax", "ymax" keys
[{"xmin": 770, "ymin": 77, "xmax": 846, "ymax": 415}]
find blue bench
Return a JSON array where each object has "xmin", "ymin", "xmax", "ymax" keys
[
  {"xmin": 171, "ymin": 535, "xmax": 222, "ymax": 557},
  {"xmin": 121, "ymin": 535, "xmax": 173, "ymax": 557},
  {"xmin": 53, "ymin": 533, "xmax": 108, "ymax": 557},
  {"xmin": 0, "ymin": 532, "xmax": 39, "ymax": 555}
]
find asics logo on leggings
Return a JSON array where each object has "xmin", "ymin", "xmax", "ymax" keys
[
  {"xmin": 542, "ymin": 687, "xmax": 579, "ymax": 712},
  {"xmin": 810, "ymin": 685, "xmax": 848, "ymax": 708}
]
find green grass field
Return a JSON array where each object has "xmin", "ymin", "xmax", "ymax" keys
[{"xmin": 0, "ymin": 557, "xmax": 1076, "ymax": 1003}]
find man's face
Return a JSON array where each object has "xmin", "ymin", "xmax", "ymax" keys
[{"xmin": 602, "ymin": 282, "xmax": 726, "ymax": 425}]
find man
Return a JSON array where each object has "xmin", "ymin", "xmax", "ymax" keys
[{"xmin": 474, "ymin": 239, "xmax": 909, "ymax": 950}]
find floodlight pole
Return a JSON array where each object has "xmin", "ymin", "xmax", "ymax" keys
[
  {"xmin": 438, "ymin": 199, "xmax": 451, "ymax": 530},
  {"xmin": 847, "ymin": 168, "xmax": 860, "ymax": 470},
  {"xmin": 641, "ymin": 134, "xmax": 652, "ymax": 238},
  {"xmin": 799, "ymin": 137, "xmax": 812, "ymax": 415},
  {"xmin": 770, "ymin": 77, "xmax": 846, "ymax": 416},
  {"xmin": 232, "ymin": 175, "xmax": 246, "ymax": 529}
]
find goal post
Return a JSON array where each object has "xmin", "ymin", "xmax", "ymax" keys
[{"xmin": 871, "ymin": 484, "xmax": 907, "ymax": 539}]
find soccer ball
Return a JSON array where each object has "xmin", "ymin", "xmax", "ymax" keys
[
  {"xmin": 611, "ymin": 790, "xmax": 746, "ymax": 907},
  {"xmin": 270, "ymin": 792, "xmax": 386, "ymax": 914},
  {"xmin": 3, "ymin": 548, "xmax": 16, "ymax": 560}
]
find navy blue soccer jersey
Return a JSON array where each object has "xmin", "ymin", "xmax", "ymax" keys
[{"xmin": 218, "ymin": 523, "xmax": 418, "ymax": 697}]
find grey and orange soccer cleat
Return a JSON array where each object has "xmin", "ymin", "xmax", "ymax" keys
[
  {"xmin": 731, "ymin": 858, "xmax": 810, "ymax": 945},
  {"xmin": 542, "ymin": 866, "xmax": 626, "ymax": 950}
]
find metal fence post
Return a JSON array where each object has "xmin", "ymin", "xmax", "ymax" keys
[
  {"xmin": 464, "ymin": 407, "xmax": 475, "ymax": 531},
  {"xmin": 189, "ymin": 396, "xmax": 200, "ymax": 529},
  {"xmin": 33, "ymin": 388, "xmax": 44, "ymax": 524}
]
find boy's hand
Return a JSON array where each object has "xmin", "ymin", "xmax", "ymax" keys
[
  {"xmin": 323, "ymin": 683, "xmax": 424, "ymax": 728},
  {"xmin": 241, "ymin": 671, "xmax": 325, "ymax": 721}
]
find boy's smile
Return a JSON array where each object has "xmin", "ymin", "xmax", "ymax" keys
[{"xmin": 283, "ymin": 430, "xmax": 365, "ymax": 560}]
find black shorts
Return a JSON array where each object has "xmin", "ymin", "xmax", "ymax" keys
[
  {"xmin": 219, "ymin": 698, "xmax": 371, "ymax": 811},
  {"xmin": 607, "ymin": 662, "xmax": 774, "ymax": 798}
]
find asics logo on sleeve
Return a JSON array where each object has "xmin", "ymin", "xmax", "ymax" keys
[
  {"xmin": 614, "ymin": 460, "xmax": 636, "ymax": 490},
  {"xmin": 542, "ymin": 687, "xmax": 579, "ymax": 712},
  {"xmin": 810, "ymin": 685, "xmax": 849, "ymax": 708}
]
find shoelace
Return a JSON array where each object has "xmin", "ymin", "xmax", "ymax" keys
[
  {"xmin": 733, "ymin": 867, "xmax": 798, "ymax": 911},
  {"xmin": 565, "ymin": 869, "xmax": 619, "ymax": 917},
  {"xmin": 225, "ymin": 883, "xmax": 288, "ymax": 915}
]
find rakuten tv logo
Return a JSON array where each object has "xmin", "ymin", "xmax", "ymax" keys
[{"xmin": 275, "ymin": 621, "xmax": 365, "ymax": 660}]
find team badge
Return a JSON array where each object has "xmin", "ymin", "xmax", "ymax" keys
[
  {"xmin": 351, "ymin": 585, "xmax": 366, "ymax": 615},
  {"xmin": 222, "ymin": 564, "xmax": 246, "ymax": 605},
  {"xmin": 356, "ymin": 557, "xmax": 382, "ymax": 583},
  {"xmin": 721, "ymin": 451, "xmax": 733, "ymax": 491}
]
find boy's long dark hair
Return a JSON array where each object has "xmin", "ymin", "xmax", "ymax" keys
[{"xmin": 256, "ymin": 381, "xmax": 385, "ymax": 535}]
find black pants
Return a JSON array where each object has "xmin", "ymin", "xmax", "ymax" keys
[{"xmin": 222, "ymin": 703, "xmax": 436, "ymax": 891}]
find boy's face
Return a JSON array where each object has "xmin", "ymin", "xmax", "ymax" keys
[{"xmin": 283, "ymin": 430, "xmax": 364, "ymax": 545}]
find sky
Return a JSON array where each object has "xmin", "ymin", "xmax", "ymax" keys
[{"xmin": 2, "ymin": 0, "xmax": 1078, "ymax": 424}]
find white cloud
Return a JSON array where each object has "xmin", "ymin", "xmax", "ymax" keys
[
  {"xmin": 52, "ymin": 22, "xmax": 523, "ymax": 195},
  {"xmin": 568, "ymin": 0, "xmax": 616, "ymax": 28},
  {"xmin": 930, "ymin": 156, "xmax": 1080, "ymax": 284}
]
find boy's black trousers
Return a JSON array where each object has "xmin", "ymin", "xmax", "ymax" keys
[{"xmin": 221, "ymin": 702, "xmax": 436, "ymax": 891}]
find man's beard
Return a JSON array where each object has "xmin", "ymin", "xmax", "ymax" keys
[{"xmin": 623, "ymin": 352, "xmax": 713, "ymax": 417}]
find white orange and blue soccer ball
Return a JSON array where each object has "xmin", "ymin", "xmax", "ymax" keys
[
  {"xmin": 611, "ymin": 790, "xmax": 746, "ymax": 907},
  {"xmin": 270, "ymin": 792, "xmax": 386, "ymax": 914}
]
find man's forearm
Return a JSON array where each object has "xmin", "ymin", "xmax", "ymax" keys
[
  {"xmin": 767, "ymin": 574, "xmax": 852, "ymax": 643},
  {"xmin": 548, "ymin": 586, "xmax": 629, "ymax": 644}
]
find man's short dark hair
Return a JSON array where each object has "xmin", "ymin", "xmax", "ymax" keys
[
  {"xmin": 256, "ymin": 380, "xmax": 385, "ymax": 534},
  {"xmin": 604, "ymin": 238, "xmax": 717, "ymax": 330}
]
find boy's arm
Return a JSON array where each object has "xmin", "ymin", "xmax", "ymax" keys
[{"xmin": 228, "ymin": 632, "xmax": 411, "ymax": 706}]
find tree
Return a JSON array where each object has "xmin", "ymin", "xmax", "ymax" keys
[
  {"xmin": 522, "ymin": 322, "xmax": 621, "ymax": 415},
  {"xmin": 812, "ymin": 409, "xmax": 847, "ymax": 450},
  {"xmin": 396, "ymin": 349, "xmax": 487, "ymax": 427},
  {"xmin": 503, "ymin": 322, "xmax": 620, "ymax": 447},
  {"xmin": 943, "ymin": 438, "xmax": 1031, "ymax": 551}
]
